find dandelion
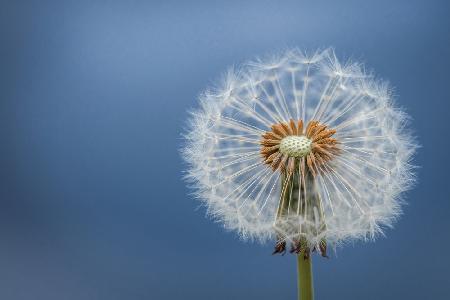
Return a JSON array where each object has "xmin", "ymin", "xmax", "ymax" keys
[{"xmin": 182, "ymin": 48, "xmax": 416, "ymax": 299}]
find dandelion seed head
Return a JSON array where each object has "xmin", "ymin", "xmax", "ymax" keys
[{"xmin": 182, "ymin": 48, "xmax": 417, "ymax": 253}]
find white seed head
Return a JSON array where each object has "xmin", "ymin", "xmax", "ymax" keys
[
  {"xmin": 279, "ymin": 136, "xmax": 312, "ymax": 158},
  {"xmin": 182, "ymin": 48, "xmax": 417, "ymax": 249}
]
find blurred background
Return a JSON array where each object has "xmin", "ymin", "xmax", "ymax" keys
[{"xmin": 1, "ymin": 0, "xmax": 449, "ymax": 299}]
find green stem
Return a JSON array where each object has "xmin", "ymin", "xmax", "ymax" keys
[{"xmin": 297, "ymin": 254, "xmax": 314, "ymax": 300}]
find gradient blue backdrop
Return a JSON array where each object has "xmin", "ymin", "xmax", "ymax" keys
[{"xmin": 1, "ymin": 0, "xmax": 449, "ymax": 299}]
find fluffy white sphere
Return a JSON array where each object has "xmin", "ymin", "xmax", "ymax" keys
[{"xmin": 182, "ymin": 48, "xmax": 416, "ymax": 249}]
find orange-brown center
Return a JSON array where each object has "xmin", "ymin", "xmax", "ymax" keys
[{"xmin": 260, "ymin": 119, "xmax": 339, "ymax": 176}]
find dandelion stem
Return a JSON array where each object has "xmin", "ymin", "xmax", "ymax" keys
[
  {"xmin": 277, "ymin": 170, "xmax": 316, "ymax": 300},
  {"xmin": 297, "ymin": 254, "xmax": 314, "ymax": 300}
]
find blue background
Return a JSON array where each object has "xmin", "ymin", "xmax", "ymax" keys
[{"xmin": 1, "ymin": 0, "xmax": 449, "ymax": 299}]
